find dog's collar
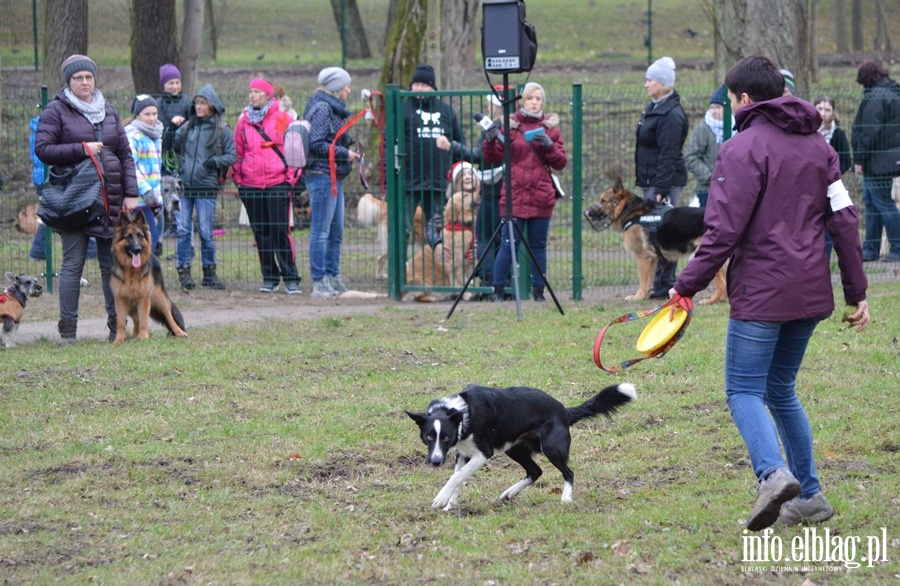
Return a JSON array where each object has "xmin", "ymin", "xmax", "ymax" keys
[
  {"xmin": 444, "ymin": 223, "xmax": 472, "ymax": 232},
  {"xmin": 1, "ymin": 287, "xmax": 27, "ymax": 308}
]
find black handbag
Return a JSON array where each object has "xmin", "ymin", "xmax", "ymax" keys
[{"xmin": 37, "ymin": 142, "xmax": 108, "ymax": 232}]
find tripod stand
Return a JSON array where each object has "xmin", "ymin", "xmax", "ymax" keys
[{"xmin": 446, "ymin": 73, "xmax": 564, "ymax": 320}]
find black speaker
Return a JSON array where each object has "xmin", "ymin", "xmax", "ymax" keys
[{"xmin": 482, "ymin": 0, "xmax": 537, "ymax": 73}]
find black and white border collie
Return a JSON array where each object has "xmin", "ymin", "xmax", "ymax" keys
[{"xmin": 406, "ymin": 383, "xmax": 636, "ymax": 510}]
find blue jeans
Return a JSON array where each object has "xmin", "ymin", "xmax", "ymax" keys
[
  {"xmin": 177, "ymin": 197, "xmax": 216, "ymax": 267},
  {"xmin": 306, "ymin": 172, "xmax": 344, "ymax": 281},
  {"xmin": 491, "ymin": 217, "xmax": 550, "ymax": 288},
  {"xmin": 725, "ymin": 317, "xmax": 825, "ymax": 497},
  {"xmin": 137, "ymin": 206, "xmax": 160, "ymax": 252},
  {"xmin": 862, "ymin": 176, "xmax": 900, "ymax": 258},
  {"xmin": 58, "ymin": 230, "xmax": 114, "ymax": 321}
]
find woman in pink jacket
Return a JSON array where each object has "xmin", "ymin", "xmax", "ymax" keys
[{"xmin": 232, "ymin": 78, "xmax": 302, "ymax": 294}]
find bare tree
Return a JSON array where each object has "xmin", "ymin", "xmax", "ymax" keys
[
  {"xmin": 381, "ymin": 0, "xmax": 478, "ymax": 91},
  {"xmin": 851, "ymin": 0, "xmax": 863, "ymax": 51},
  {"xmin": 180, "ymin": 0, "xmax": 205, "ymax": 96},
  {"xmin": 710, "ymin": 0, "xmax": 811, "ymax": 92},
  {"xmin": 330, "ymin": 0, "xmax": 371, "ymax": 59},
  {"xmin": 43, "ymin": 0, "xmax": 88, "ymax": 90},
  {"xmin": 809, "ymin": 0, "xmax": 819, "ymax": 83},
  {"xmin": 873, "ymin": 0, "xmax": 892, "ymax": 53},
  {"xmin": 131, "ymin": 0, "xmax": 178, "ymax": 94},
  {"xmin": 834, "ymin": 0, "xmax": 848, "ymax": 53}
]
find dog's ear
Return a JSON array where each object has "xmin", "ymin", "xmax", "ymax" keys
[
  {"xmin": 133, "ymin": 211, "xmax": 149, "ymax": 227},
  {"xmin": 5, "ymin": 271, "xmax": 14, "ymax": 285},
  {"xmin": 614, "ymin": 176, "xmax": 624, "ymax": 191},
  {"xmin": 446, "ymin": 408, "xmax": 464, "ymax": 427},
  {"xmin": 116, "ymin": 211, "xmax": 131, "ymax": 226},
  {"xmin": 405, "ymin": 410, "xmax": 426, "ymax": 426}
]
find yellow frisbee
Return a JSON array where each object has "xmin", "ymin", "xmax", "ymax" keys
[{"xmin": 636, "ymin": 307, "xmax": 688, "ymax": 354}]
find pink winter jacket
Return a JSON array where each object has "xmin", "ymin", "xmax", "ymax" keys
[{"xmin": 232, "ymin": 103, "xmax": 297, "ymax": 188}]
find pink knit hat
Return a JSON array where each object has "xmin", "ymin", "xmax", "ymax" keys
[{"xmin": 249, "ymin": 78, "xmax": 274, "ymax": 96}]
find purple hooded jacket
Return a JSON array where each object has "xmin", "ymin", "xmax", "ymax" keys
[{"xmin": 675, "ymin": 95, "xmax": 867, "ymax": 321}]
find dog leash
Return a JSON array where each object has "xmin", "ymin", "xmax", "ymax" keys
[{"xmin": 593, "ymin": 294, "xmax": 693, "ymax": 374}]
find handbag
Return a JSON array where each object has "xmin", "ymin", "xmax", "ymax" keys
[
  {"xmin": 37, "ymin": 142, "xmax": 108, "ymax": 232},
  {"xmin": 526, "ymin": 137, "xmax": 565, "ymax": 199},
  {"xmin": 868, "ymin": 146, "xmax": 900, "ymax": 177}
]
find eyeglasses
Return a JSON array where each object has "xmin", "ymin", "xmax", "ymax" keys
[{"xmin": 71, "ymin": 74, "xmax": 94, "ymax": 83}]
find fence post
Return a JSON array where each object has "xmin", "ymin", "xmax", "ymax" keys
[
  {"xmin": 40, "ymin": 85, "xmax": 55, "ymax": 293},
  {"xmin": 384, "ymin": 84, "xmax": 403, "ymax": 301},
  {"xmin": 570, "ymin": 83, "xmax": 584, "ymax": 301}
]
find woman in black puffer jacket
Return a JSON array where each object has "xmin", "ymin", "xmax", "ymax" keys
[{"xmin": 35, "ymin": 54, "xmax": 138, "ymax": 345}]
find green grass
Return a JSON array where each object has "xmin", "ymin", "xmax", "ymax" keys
[{"xmin": 1, "ymin": 283, "xmax": 898, "ymax": 584}]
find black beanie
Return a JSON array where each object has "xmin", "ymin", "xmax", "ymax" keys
[{"xmin": 410, "ymin": 64, "xmax": 437, "ymax": 90}]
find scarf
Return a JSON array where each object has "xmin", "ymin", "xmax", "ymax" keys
[
  {"xmin": 246, "ymin": 98, "xmax": 274, "ymax": 124},
  {"xmin": 520, "ymin": 108, "xmax": 543, "ymax": 120},
  {"xmin": 127, "ymin": 119, "xmax": 163, "ymax": 140},
  {"xmin": 64, "ymin": 88, "xmax": 107, "ymax": 125},
  {"xmin": 818, "ymin": 122, "xmax": 835, "ymax": 144},
  {"xmin": 704, "ymin": 110, "xmax": 724, "ymax": 144}
]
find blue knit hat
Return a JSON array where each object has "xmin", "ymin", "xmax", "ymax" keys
[{"xmin": 710, "ymin": 86, "xmax": 728, "ymax": 106}]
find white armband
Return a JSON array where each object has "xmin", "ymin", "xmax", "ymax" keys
[{"xmin": 827, "ymin": 179, "xmax": 852, "ymax": 212}]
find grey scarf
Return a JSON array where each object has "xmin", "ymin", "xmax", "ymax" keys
[
  {"xmin": 128, "ymin": 119, "xmax": 163, "ymax": 140},
  {"xmin": 64, "ymin": 88, "xmax": 107, "ymax": 125},
  {"xmin": 246, "ymin": 99, "xmax": 274, "ymax": 124}
]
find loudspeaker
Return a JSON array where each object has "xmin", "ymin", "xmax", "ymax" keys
[{"xmin": 482, "ymin": 0, "xmax": 537, "ymax": 74}]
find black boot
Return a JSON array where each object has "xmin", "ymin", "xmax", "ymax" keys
[
  {"xmin": 649, "ymin": 259, "xmax": 677, "ymax": 299},
  {"xmin": 491, "ymin": 286, "xmax": 506, "ymax": 303},
  {"xmin": 57, "ymin": 318, "xmax": 77, "ymax": 346},
  {"xmin": 532, "ymin": 286, "xmax": 546, "ymax": 302},
  {"xmin": 107, "ymin": 316, "xmax": 118, "ymax": 342},
  {"xmin": 177, "ymin": 264, "xmax": 195, "ymax": 290},
  {"xmin": 201, "ymin": 264, "xmax": 225, "ymax": 289}
]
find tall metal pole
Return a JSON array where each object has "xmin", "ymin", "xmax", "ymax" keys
[
  {"xmin": 32, "ymin": 0, "xmax": 40, "ymax": 71},
  {"xmin": 647, "ymin": 0, "xmax": 653, "ymax": 66}
]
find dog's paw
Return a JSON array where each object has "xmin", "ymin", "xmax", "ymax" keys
[{"xmin": 432, "ymin": 486, "xmax": 455, "ymax": 509}]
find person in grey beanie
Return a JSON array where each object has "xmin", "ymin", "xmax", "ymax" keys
[
  {"xmin": 35, "ymin": 54, "xmax": 139, "ymax": 344},
  {"xmin": 634, "ymin": 55, "xmax": 688, "ymax": 298},
  {"xmin": 303, "ymin": 67, "xmax": 361, "ymax": 298}
]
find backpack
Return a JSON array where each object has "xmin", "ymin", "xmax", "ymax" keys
[
  {"xmin": 282, "ymin": 119, "xmax": 311, "ymax": 168},
  {"xmin": 30, "ymin": 115, "xmax": 46, "ymax": 186}
]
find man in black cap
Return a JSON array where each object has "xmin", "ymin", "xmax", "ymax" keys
[{"xmin": 403, "ymin": 64, "xmax": 464, "ymax": 258}]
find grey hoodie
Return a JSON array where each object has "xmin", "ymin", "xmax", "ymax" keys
[{"xmin": 173, "ymin": 84, "xmax": 237, "ymax": 194}]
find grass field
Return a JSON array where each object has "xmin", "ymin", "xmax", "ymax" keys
[{"xmin": 0, "ymin": 282, "xmax": 897, "ymax": 584}]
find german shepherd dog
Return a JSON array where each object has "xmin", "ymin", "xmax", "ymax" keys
[
  {"xmin": 110, "ymin": 212, "xmax": 187, "ymax": 344},
  {"xmin": 407, "ymin": 383, "xmax": 636, "ymax": 509},
  {"xmin": 584, "ymin": 177, "xmax": 726, "ymax": 304}
]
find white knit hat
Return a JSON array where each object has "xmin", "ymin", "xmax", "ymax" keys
[{"xmin": 646, "ymin": 56, "xmax": 676, "ymax": 87}]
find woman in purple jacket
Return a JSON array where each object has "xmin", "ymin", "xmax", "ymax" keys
[
  {"xmin": 671, "ymin": 56, "xmax": 870, "ymax": 531},
  {"xmin": 35, "ymin": 54, "xmax": 138, "ymax": 344}
]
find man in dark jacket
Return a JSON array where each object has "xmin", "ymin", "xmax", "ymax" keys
[
  {"xmin": 850, "ymin": 60, "xmax": 900, "ymax": 261},
  {"xmin": 672, "ymin": 56, "xmax": 870, "ymax": 532},
  {"xmin": 403, "ymin": 64, "xmax": 464, "ymax": 251},
  {"xmin": 157, "ymin": 64, "xmax": 191, "ymax": 240}
]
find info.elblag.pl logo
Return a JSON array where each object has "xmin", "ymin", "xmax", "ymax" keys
[{"xmin": 741, "ymin": 527, "xmax": 890, "ymax": 571}]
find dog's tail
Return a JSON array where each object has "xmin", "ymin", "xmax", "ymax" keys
[
  {"xmin": 566, "ymin": 383, "xmax": 636, "ymax": 425},
  {"xmin": 151, "ymin": 302, "xmax": 187, "ymax": 335}
]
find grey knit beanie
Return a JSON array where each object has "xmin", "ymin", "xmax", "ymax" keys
[
  {"xmin": 131, "ymin": 94, "xmax": 159, "ymax": 116},
  {"xmin": 61, "ymin": 54, "xmax": 97, "ymax": 83},
  {"xmin": 646, "ymin": 56, "xmax": 676, "ymax": 88},
  {"xmin": 318, "ymin": 67, "xmax": 352, "ymax": 92}
]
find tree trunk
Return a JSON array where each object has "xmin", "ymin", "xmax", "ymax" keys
[
  {"xmin": 204, "ymin": 0, "xmax": 220, "ymax": 61},
  {"xmin": 380, "ymin": 0, "xmax": 428, "ymax": 89},
  {"xmin": 711, "ymin": 0, "xmax": 810, "ymax": 93},
  {"xmin": 440, "ymin": 0, "xmax": 479, "ymax": 90},
  {"xmin": 131, "ymin": 0, "xmax": 178, "ymax": 95},
  {"xmin": 834, "ymin": 0, "xmax": 848, "ymax": 53},
  {"xmin": 180, "ymin": 0, "xmax": 205, "ymax": 96},
  {"xmin": 850, "ymin": 0, "xmax": 863, "ymax": 51},
  {"xmin": 873, "ymin": 0, "xmax": 892, "ymax": 53},
  {"xmin": 809, "ymin": 0, "xmax": 819, "ymax": 84},
  {"xmin": 330, "ymin": 0, "xmax": 371, "ymax": 59},
  {"xmin": 43, "ymin": 0, "xmax": 88, "ymax": 90}
]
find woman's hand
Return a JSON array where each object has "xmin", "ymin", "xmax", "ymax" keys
[
  {"xmin": 172, "ymin": 116, "xmax": 185, "ymax": 126},
  {"xmin": 83, "ymin": 142, "xmax": 103, "ymax": 156},
  {"xmin": 122, "ymin": 197, "xmax": 140, "ymax": 213},
  {"xmin": 842, "ymin": 300, "xmax": 870, "ymax": 333}
]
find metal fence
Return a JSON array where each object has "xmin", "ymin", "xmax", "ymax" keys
[{"xmin": 0, "ymin": 83, "xmax": 893, "ymax": 301}]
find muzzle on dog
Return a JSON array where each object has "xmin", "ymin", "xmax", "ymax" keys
[{"xmin": 584, "ymin": 203, "xmax": 614, "ymax": 232}]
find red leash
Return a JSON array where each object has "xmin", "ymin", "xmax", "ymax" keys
[
  {"xmin": 329, "ymin": 90, "xmax": 385, "ymax": 197},
  {"xmin": 593, "ymin": 294, "xmax": 693, "ymax": 374}
]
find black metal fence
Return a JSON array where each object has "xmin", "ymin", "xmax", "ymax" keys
[{"xmin": 1, "ymin": 84, "xmax": 893, "ymax": 300}]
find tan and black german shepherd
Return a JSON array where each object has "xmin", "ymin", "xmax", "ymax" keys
[
  {"xmin": 584, "ymin": 177, "xmax": 726, "ymax": 304},
  {"xmin": 110, "ymin": 212, "xmax": 187, "ymax": 344}
]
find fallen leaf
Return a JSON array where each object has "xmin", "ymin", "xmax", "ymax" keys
[
  {"xmin": 573, "ymin": 550, "xmax": 594, "ymax": 565},
  {"xmin": 612, "ymin": 540, "xmax": 630, "ymax": 556}
]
